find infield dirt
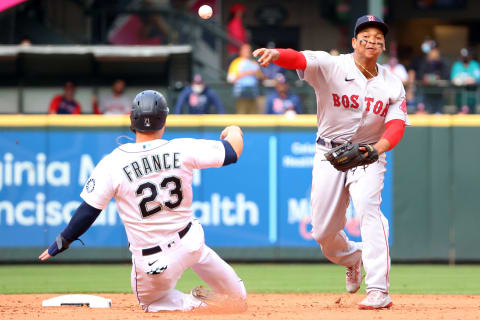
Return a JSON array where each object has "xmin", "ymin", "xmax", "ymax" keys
[{"xmin": 1, "ymin": 293, "xmax": 480, "ymax": 320}]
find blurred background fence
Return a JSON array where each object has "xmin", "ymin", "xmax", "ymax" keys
[{"xmin": 1, "ymin": 115, "xmax": 479, "ymax": 263}]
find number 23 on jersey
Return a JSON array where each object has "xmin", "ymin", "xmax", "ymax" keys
[{"xmin": 136, "ymin": 176, "xmax": 183, "ymax": 218}]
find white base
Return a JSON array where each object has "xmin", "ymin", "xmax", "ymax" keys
[{"xmin": 42, "ymin": 294, "xmax": 112, "ymax": 308}]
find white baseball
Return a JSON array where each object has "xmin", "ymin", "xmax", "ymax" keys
[{"xmin": 198, "ymin": 5, "xmax": 213, "ymax": 19}]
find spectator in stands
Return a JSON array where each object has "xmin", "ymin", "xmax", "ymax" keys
[
  {"xmin": 409, "ymin": 39, "xmax": 438, "ymax": 81},
  {"xmin": 174, "ymin": 74, "xmax": 225, "ymax": 114},
  {"xmin": 93, "ymin": 79, "xmax": 131, "ymax": 115},
  {"xmin": 422, "ymin": 46, "xmax": 450, "ymax": 113},
  {"xmin": 451, "ymin": 48, "xmax": 480, "ymax": 113},
  {"xmin": 407, "ymin": 42, "xmax": 426, "ymax": 112},
  {"xmin": 384, "ymin": 56, "xmax": 408, "ymax": 85},
  {"xmin": 48, "ymin": 81, "xmax": 81, "ymax": 114},
  {"xmin": 408, "ymin": 39, "xmax": 432, "ymax": 112},
  {"xmin": 458, "ymin": 105, "xmax": 471, "ymax": 114},
  {"xmin": 265, "ymin": 74, "xmax": 302, "ymax": 115},
  {"xmin": 420, "ymin": 46, "xmax": 450, "ymax": 85},
  {"xmin": 409, "ymin": 40, "xmax": 450, "ymax": 113},
  {"xmin": 415, "ymin": 103, "xmax": 428, "ymax": 115},
  {"xmin": 451, "ymin": 48, "xmax": 480, "ymax": 85},
  {"xmin": 227, "ymin": 3, "xmax": 247, "ymax": 60},
  {"xmin": 227, "ymin": 43, "xmax": 262, "ymax": 114}
]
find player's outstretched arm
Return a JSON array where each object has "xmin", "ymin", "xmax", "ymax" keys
[
  {"xmin": 38, "ymin": 201, "xmax": 102, "ymax": 261},
  {"xmin": 253, "ymin": 48, "xmax": 307, "ymax": 70},
  {"xmin": 220, "ymin": 125, "xmax": 244, "ymax": 159}
]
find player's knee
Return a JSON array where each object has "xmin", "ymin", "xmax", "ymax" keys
[
  {"xmin": 317, "ymin": 243, "xmax": 342, "ymax": 265},
  {"xmin": 318, "ymin": 243, "xmax": 334, "ymax": 257},
  {"xmin": 312, "ymin": 229, "xmax": 333, "ymax": 246},
  {"xmin": 312, "ymin": 232, "xmax": 343, "ymax": 262},
  {"xmin": 227, "ymin": 278, "xmax": 247, "ymax": 301}
]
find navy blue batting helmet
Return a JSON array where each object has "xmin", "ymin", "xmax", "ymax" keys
[{"xmin": 130, "ymin": 90, "xmax": 169, "ymax": 133}]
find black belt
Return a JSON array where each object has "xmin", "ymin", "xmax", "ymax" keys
[
  {"xmin": 142, "ymin": 222, "xmax": 192, "ymax": 256},
  {"xmin": 316, "ymin": 137, "xmax": 342, "ymax": 148}
]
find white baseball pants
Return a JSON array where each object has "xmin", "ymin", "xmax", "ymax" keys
[
  {"xmin": 311, "ymin": 144, "xmax": 391, "ymax": 293},
  {"xmin": 130, "ymin": 220, "xmax": 246, "ymax": 312}
]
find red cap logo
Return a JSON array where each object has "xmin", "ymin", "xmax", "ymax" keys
[{"xmin": 368, "ymin": 15, "xmax": 375, "ymax": 22}]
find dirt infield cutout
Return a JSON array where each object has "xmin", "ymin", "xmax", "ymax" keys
[{"xmin": 1, "ymin": 293, "xmax": 480, "ymax": 320}]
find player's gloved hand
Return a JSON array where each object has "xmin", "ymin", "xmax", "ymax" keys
[
  {"xmin": 359, "ymin": 144, "xmax": 379, "ymax": 163},
  {"xmin": 324, "ymin": 142, "xmax": 379, "ymax": 172},
  {"xmin": 47, "ymin": 234, "xmax": 71, "ymax": 257}
]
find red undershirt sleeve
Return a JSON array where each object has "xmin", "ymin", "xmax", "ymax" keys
[
  {"xmin": 274, "ymin": 49, "xmax": 307, "ymax": 70},
  {"xmin": 381, "ymin": 119, "xmax": 406, "ymax": 151}
]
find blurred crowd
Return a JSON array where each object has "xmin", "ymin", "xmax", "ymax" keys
[
  {"xmin": 39, "ymin": 2, "xmax": 480, "ymax": 116},
  {"xmin": 403, "ymin": 40, "xmax": 480, "ymax": 114},
  {"xmin": 49, "ymin": 79, "xmax": 132, "ymax": 115},
  {"xmin": 47, "ymin": 2, "xmax": 306, "ymax": 117},
  {"xmin": 49, "ymin": 39, "xmax": 479, "ymax": 116}
]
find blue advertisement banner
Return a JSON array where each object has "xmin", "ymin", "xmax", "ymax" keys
[{"xmin": 0, "ymin": 129, "xmax": 393, "ymax": 249}]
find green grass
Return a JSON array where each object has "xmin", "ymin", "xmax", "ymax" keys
[{"xmin": 1, "ymin": 264, "xmax": 479, "ymax": 295}]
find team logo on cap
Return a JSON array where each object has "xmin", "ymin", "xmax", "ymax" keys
[
  {"xmin": 368, "ymin": 15, "xmax": 375, "ymax": 21},
  {"xmin": 144, "ymin": 118, "xmax": 151, "ymax": 127}
]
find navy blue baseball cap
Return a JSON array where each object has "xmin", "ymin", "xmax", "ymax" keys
[{"xmin": 354, "ymin": 15, "xmax": 388, "ymax": 37}]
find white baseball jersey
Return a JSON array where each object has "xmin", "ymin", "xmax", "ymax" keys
[
  {"xmin": 298, "ymin": 51, "xmax": 408, "ymax": 294},
  {"xmin": 298, "ymin": 51, "xmax": 408, "ymax": 144},
  {"xmin": 80, "ymin": 138, "xmax": 225, "ymax": 250}
]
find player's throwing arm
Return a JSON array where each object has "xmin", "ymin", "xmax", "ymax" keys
[{"xmin": 254, "ymin": 15, "xmax": 408, "ymax": 310}]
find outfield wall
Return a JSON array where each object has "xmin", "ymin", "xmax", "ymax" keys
[
  {"xmin": 393, "ymin": 116, "xmax": 480, "ymax": 262},
  {"xmin": 0, "ymin": 115, "xmax": 479, "ymax": 262}
]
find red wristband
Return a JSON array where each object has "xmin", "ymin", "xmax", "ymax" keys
[
  {"xmin": 381, "ymin": 119, "xmax": 405, "ymax": 150},
  {"xmin": 275, "ymin": 49, "xmax": 307, "ymax": 70}
]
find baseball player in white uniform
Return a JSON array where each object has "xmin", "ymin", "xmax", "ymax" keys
[
  {"xmin": 39, "ymin": 90, "xmax": 247, "ymax": 312},
  {"xmin": 254, "ymin": 15, "xmax": 408, "ymax": 309}
]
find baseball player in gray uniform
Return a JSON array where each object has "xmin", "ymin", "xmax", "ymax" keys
[
  {"xmin": 39, "ymin": 90, "xmax": 247, "ymax": 312},
  {"xmin": 254, "ymin": 15, "xmax": 408, "ymax": 309}
]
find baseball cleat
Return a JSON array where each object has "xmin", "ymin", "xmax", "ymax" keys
[
  {"xmin": 346, "ymin": 259, "xmax": 362, "ymax": 293},
  {"xmin": 191, "ymin": 286, "xmax": 247, "ymax": 312},
  {"xmin": 358, "ymin": 290, "xmax": 393, "ymax": 309},
  {"xmin": 191, "ymin": 285, "xmax": 223, "ymax": 307}
]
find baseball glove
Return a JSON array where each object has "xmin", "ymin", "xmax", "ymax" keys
[{"xmin": 324, "ymin": 142, "xmax": 379, "ymax": 172}]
